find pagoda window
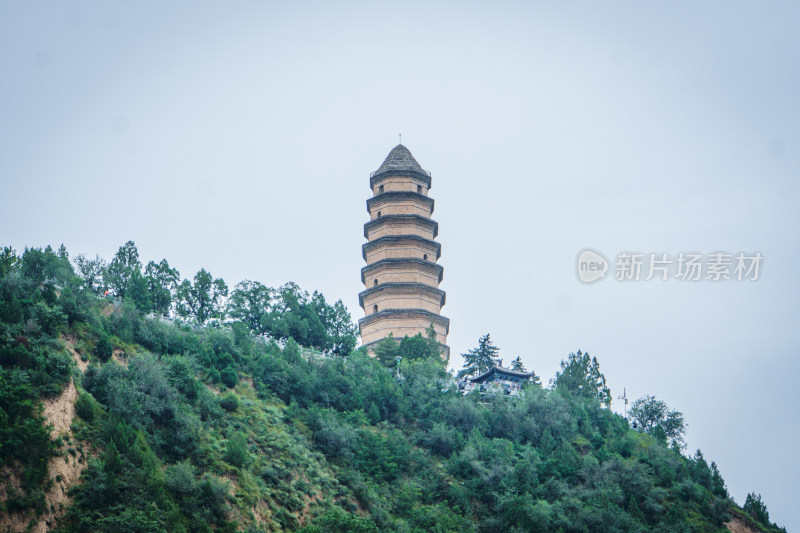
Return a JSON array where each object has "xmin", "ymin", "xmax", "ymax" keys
[
  {"xmin": 373, "ymin": 304, "xmax": 378, "ymax": 314},
  {"xmin": 377, "ymin": 211, "xmax": 382, "ymax": 218},
  {"xmin": 423, "ymin": 254, "xmax": 428, "ymax": 261},
  {"xmin": 374, "ymin": 279, "xmax": 378, "ymax": 286},
  {"xmin": 379, "ymin": 185, "xmax": 384, "ymax": 194},
  {"xmin": 417, "ymin": 185, "xmax": 422, "ymax": 194}
]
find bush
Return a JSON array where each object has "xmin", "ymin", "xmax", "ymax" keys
[
  {"xmin": 421, "ymin": 422, "xmax": 464, "ymax": 457},
  {"xmin": 219, "ymin": 391, "xmax": 240, "ymax": 412},
  {"xmin": 96, "ymin": 335, "xmax": 113, "ymax": 362},
  {"xmin": 299, "ymin": 507, "xmax": 379, "ymax": 533},
  {"xmin": 0, "ymin": 368, "xmax": 54, "ymax": 494},
  {"xmin": 75, "ymin": 391, "xmax": 97, "ymax": 422},
  {"xmin": 220, "ymin": 365, "xmax": 238, "ymax": 388},
  {"xmin": 165, "ymin": 460, "xmax": 198, "ymax": 496},
  {"xmin": 223, "ymin": 432, "xmax": 250, "ymax": 468}
]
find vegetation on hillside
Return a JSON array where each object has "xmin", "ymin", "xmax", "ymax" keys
[{"xmin": 0, "ymin": 242, "xmax": 787, "ymax": 532}]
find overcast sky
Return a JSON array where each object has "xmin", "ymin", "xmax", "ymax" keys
[{"xmin": 2, "ymin": 1, "xmax": 798, "ymax": 528}]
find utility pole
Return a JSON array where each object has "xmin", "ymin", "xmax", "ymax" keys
[{"xmin": 618, "ymin": 387, "xmax": 629, "ymax": 420}]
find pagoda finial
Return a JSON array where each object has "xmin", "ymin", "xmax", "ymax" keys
[{"xmin": 399, "ymin": 133, "xmax": 402, "ymax": 145}]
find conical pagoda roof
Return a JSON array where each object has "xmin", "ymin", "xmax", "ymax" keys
[{"xmin": 373, "ymin": 144, "xmax": 430, "ymax": 176}]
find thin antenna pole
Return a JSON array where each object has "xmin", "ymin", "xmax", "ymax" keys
[{"xmin": 618, "ymin": 387, "xmax": 629, "ymax": 419}]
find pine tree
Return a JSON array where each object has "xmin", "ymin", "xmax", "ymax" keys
[
  {"xmin": 425, "ymin": 323, "xmax": 442, "ymax": 359},
  {"xmin": 552, "ymin": 350, "xmax": 612, "ymax": 407},
  {"xmin": 710, "ymin": 461, "xmax": 728, "ymax": 498},
  {"xmin": 744, "ymin": 492, "xmax": 770, "ymax": 527},
  {"xmin": 105, "ymin": 240, "xmax": 141, "ymax": 299},
  {"xmin": 458, "ymin": 333, "xmax": 499, "ymax": 378},
  {"xmin": 375, "ymin": 334, "xmax": 400, "ymax": 368}
]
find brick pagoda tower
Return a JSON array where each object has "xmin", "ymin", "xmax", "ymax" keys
[{"xmin": 359, "ymin": 144, "xmax": 450, "ymax": 360}]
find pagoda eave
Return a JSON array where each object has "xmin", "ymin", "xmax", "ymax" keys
[
  {"xmin": 358, "ymin": 282, "xmax": 446, "ymax": 308},
  {"xmin": 358, "ymin": 308, "xmax": 450, "ymax": 333},
  {"xmin": 370, "ymin": 169, "xmax": 431, "ymax": 190},
  {"xmin": 361, "ymin": 258, "xmax": 444, "ymax": 284},
  {"xmin": 362, "ymin": 235, "xmax": 441, "ymax": 261},
  {"xmin": 363, "ymin": 214, "xmax": 438, "ymax": 239},
  {"xmin": 366, "ymin": 191, "xmax": 434, "ymax": 213}
]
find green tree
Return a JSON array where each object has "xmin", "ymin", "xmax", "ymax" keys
[
  {"xmin": 551, "ymin": 350, "xmax": 611, "ymax": 406},
  {"xmin": 424, "ymin": 322, "xmax": 442, "ymax": 359},
  {"xmin": 710, "ymin": 461, "xmax": 727, "ymax": 498},
  {"xmin": 57, "ymin": 244, "xmax": 69, "ymax": 261},
  {"xmin": 21, "ymin": 245, "xmax": 74, "ymax": 287},
  {"xmin": 128, "ymin": 269, "xmax": 152, "ymax": 312},
  {"xmin": 629, "ymin": 394, "xmax": 686, "ymax": 449},
  {"xmin": 0, "ymin": 246, "xmax": 18, "ymax": 278},
  {"xmin": 374, "ymin": 334, "xmax": 400, "ymax": 368},
  {"xmin": 103, "ymin": 441, "xmax": 122, "ymax": 474},
  {"xmin": 228, "ymin": 280, "xmax": 272, "ymax": 334},
  {"xmin": 144, "ymin": 259, "xmax": 180, "ymax": 317},
  {"xmin": 0, "ymin": 368, "xmax": 54, "ymax": 493},
  {"xmin": 398, "ymin": 333, "xmax": 440, "ymax": 362},
  {"xmin": 744, "ymin": 492, "xmax": 770, "ymax": 527},
  {"xmin": 73, "ymin": 253, "xmax": 107, "ymax": 294},
  {"xmin": 307, "ymin": 291, "xmax": 338, "ymax": 352},
  {"xmin": 228, "ymin": 280, "xmax": 360, "ymax": 355},
  {"xmin": 325, "ymin": 299, "xmax": 358, "ymax": 356},
  {"xmin": 509, "ymin": 356, "xmax": 541, "ymax": 385},
  {"xmin": 105, "ymin": 241, "xmax": 142, "ymax": 299},
  {"xmin": 265, "ymin": 282, "xmax": 318, "ymax": 346},
  {"xmin": 458, "ymin": 333, "xmax": 500, "ymax": 378},
  {"xmin": 176, "ymin": 269, "xmax": 228, "ymax": 325}
]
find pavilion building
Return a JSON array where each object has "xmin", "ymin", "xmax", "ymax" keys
[
  {"xmin": 460, "ymin": 365, "xmax": 538, "ymax": 396},
  {"xmin": 358, "ymin": 144, "xmax": 450, "ymax": 360}
]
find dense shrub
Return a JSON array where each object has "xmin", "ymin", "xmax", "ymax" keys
[{"xmin": 219, "ymin": 391, "xmax": 240, "ymax": 412}]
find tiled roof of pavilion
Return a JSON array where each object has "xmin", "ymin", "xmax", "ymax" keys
[{"xmin": 468, "ymin": 365, "xmax": 537, "ymax": 384}]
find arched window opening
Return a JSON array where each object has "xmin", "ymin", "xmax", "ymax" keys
[
  {"xmin": 374, "ymin": 279, "xmax": 378, "ymax": 286},
  {"xmin": 417, "ymin": 185, "xmax": 422, "ymax": 194},
  {"xmin": 373, "ymin": 304, "xmax": 378, "ymax": 314},
  {"xmin": 423, "ymin": 254, "xmax": 428, "ymax": 261},
  {"xmin": 379, "ymin": 185, "xmax": 384, "ymax": 194},
  {"xmin": 377, "ymin": 211, "xmax": 382, "ymax": 218}
]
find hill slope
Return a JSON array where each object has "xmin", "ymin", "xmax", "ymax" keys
[{"xmin": 0, "ymin": 244, "xmax": 787, "ymax": 532}]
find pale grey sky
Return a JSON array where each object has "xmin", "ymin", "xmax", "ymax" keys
[{"xmin": 1, "ymin": 1, "xmax": 798, "ymax": 528}]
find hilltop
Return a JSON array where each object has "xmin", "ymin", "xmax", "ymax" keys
[{"xmin": 0, "ymin": 243, "xmax": 786, "ymax": 532}]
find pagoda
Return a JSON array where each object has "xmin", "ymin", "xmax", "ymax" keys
[{"xmin": 358, "ymin": 144, "xmax": 450, "ymax": 360}]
